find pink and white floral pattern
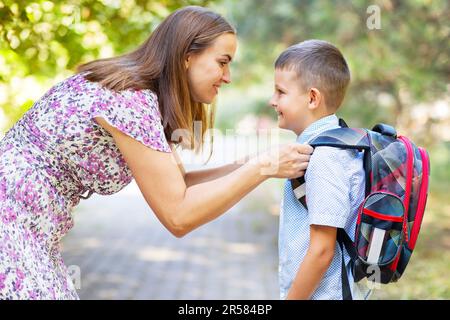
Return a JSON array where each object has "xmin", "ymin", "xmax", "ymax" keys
[{"xmin": 0, "ymin": 73, "xmax": 171, "ymax": 299}]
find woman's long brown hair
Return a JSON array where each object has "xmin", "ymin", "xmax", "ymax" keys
[{"xmin": 77, "ymin": 6, "xmax": 235, "ymax": 153}]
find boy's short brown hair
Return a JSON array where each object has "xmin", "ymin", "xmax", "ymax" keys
[{"xmin": 275, "ymin": 39, "xmax": 350, "ymax": 110}]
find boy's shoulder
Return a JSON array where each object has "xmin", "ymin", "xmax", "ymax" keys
[
  {"xmin": 310, "ymin": 145, "xmax": 360, "ymax": 163},
  {"xmin": 306, "ymin": 145, "xmax": 363, "ymax": 179}
]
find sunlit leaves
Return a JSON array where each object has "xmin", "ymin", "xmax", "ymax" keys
[{"xmin": 0, "ymin": 0, "xmax": 213, "ymax": 131}]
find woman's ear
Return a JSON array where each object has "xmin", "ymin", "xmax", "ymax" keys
[
  {"xmin": 185, "ymin": 54, "xmax": 191, "ymax": 70},
  {"xmin": 308, "ymin": 88, "xmax": 322, "ymax": 110}
]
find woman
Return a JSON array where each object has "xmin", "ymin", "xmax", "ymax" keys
[{"xmin": 0, "ymin": 6, "xmax": 312, "ymax": 299}]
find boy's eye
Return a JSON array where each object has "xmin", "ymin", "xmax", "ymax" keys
[{"xmin": 219, "ymin": 61, "xmax": 227, "ymax": 67}]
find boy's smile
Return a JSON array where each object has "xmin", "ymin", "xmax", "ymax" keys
[{"xmin": 270, "ymin": 69, "xmax": 310, "ymax": 135}]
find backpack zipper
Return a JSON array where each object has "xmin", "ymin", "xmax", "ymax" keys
[
  {"xmin": 363, "ymin": 208, "xmax": 403, "ymax": 222},
  {"xmin": 408, "ymin": 147, "xmax": 429, "ymax": 249},
  {"xmin": 398, "ymin": 136, "xmax": 414, "ymax": 243}
]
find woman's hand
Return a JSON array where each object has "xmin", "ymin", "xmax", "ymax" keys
[
  {"xmin": 98, "ymin": 115, "xmax": 313, "ymax": 237},
  {"xmin": 98, "ymin": 116, "xmax": 294, "ymax": 237},
  {"xmin": 252, "ymin": 143, "xmax": 314, "ymax": 179}
]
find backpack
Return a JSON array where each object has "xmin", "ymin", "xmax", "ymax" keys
[{"xmin": 290, "ymin": 119, "xmax": 430, "ymax": 300}]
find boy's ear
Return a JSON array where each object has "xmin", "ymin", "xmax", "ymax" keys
[{"xmin": 308, "ymin": 88, "xmax": 322, "ymax": 110}]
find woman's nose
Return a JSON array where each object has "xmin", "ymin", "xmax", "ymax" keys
[{"xmin": 222, "ymin": 68, "xmax": 231, "ymax": 84}]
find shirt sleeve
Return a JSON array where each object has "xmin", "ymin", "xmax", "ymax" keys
[
  {"xmin": 305, "ymin": 147, "xmax": 351, "ymax": 228},
  {"xmin": 90, "ymin": 88, "xmax": 171, "ymax": 153}
]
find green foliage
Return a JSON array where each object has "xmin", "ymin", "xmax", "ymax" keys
[
  {"xmin": 0, "ymin": 0, "xmax": 212, "ymax": 130},
  {"xmin": 217, "ymin": 0, "xmax": 449, "ymax": 144}
]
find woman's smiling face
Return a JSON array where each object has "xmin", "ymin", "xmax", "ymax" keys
[{"xmin": 186, "ymin": 33, "xmax": 237, "ymax": 104}]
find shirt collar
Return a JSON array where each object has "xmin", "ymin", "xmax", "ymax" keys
[{"xmin": 296, "ymin": 114, "xmax": 339, "ymax": 144}]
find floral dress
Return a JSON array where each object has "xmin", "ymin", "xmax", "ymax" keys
[{"xmin": 0, "ymin": 73, "xmax": 171, "ymax": 299}]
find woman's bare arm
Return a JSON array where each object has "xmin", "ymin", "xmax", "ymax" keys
[
  {"xmin": 171, "ymin": 146, "xmax": 249, "ymax": 187},
  {"xmin": 95, "ymin": 117, "xmax": 311, "ymax": 237},
  {"xmin": 184, "ymin": 163, "xmax": 244, "ymax": 186}
]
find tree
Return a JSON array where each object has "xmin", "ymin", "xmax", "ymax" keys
[
  {"xmin": 0, "ymin": 0, "xmax": 212, "ymax": 131},
  {"xmin": 218, "ymin": 0, "xmax": 449, "ymax": 145}
]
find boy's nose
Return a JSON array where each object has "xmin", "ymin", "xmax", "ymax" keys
[{"xmin": 269, "ymin": 95, "xmax": 277, "ymax": 108}]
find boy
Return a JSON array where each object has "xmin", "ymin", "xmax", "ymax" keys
[{"xmin": 271, "ymin": 40, "xmax": 371, "ymax": 300}]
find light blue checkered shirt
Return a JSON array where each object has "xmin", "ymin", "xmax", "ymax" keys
[{"xmin": 278, "ymin": 114, "xmax": 371, "ymax": 300}]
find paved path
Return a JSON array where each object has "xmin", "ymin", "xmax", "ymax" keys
[{"xmin": 61, "ymin": 181, "xmax": 280, "ymax": 300}]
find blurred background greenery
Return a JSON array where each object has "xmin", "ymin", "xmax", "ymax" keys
[{"xmin": 1, "ymin": 0, "xmax": 449, "ymax": 299}]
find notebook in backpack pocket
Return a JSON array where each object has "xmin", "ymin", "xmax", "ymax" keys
[{"xmin": 354, "ymin": 192, "xmax": 405, "ymax": 283}]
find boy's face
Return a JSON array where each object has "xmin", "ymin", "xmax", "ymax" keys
[{"xmin": 270, "ymin": 68, "xmax": 310, "ymax": 135}]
